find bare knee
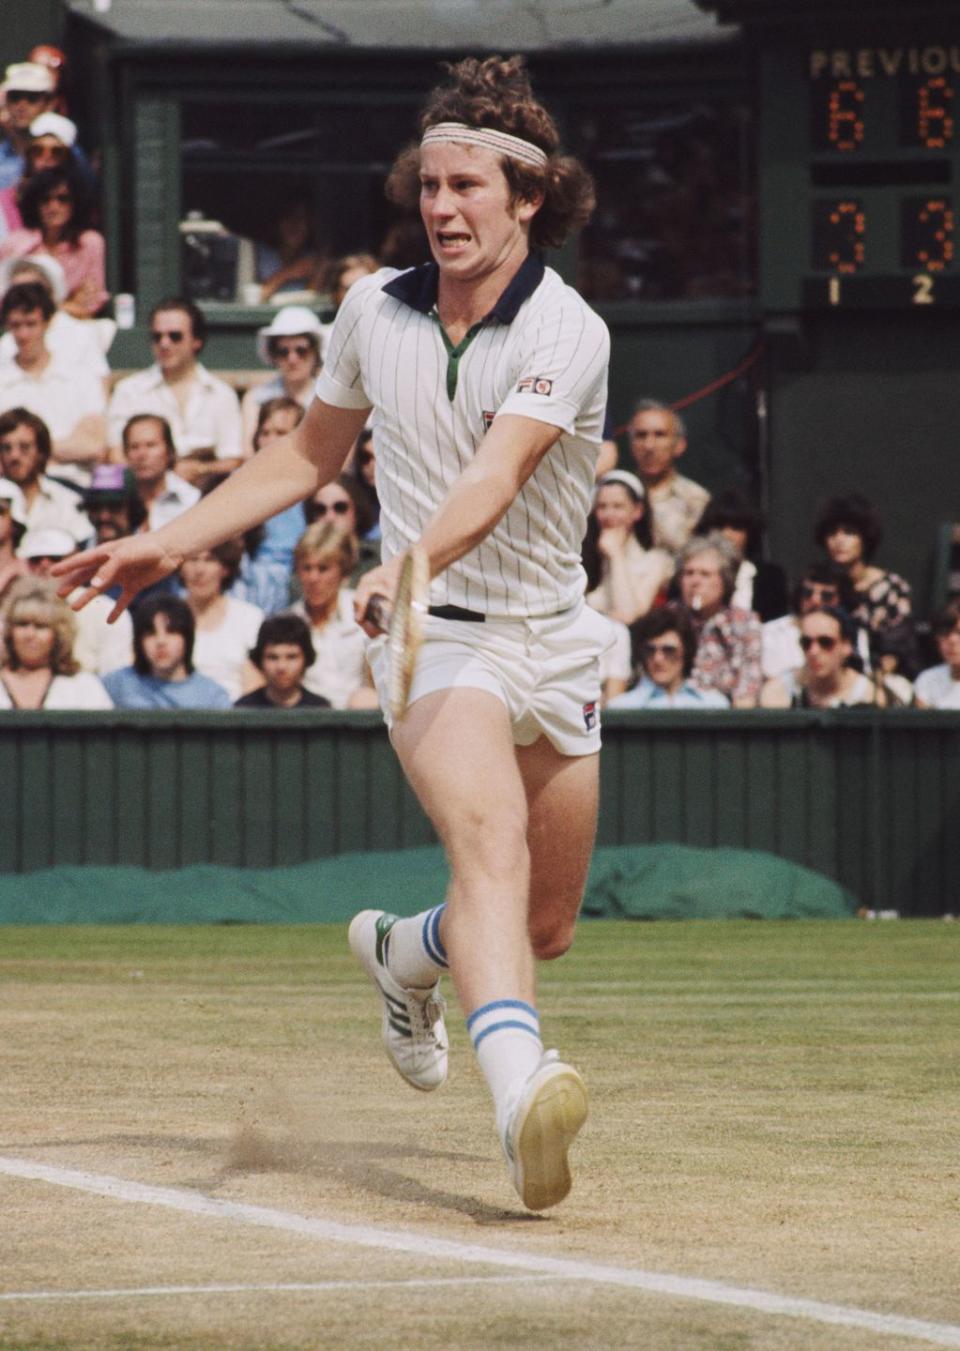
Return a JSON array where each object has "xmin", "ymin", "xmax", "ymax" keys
[{"xmin": 530, "ymin": 916, "xmax": 577, "ymax": 962}]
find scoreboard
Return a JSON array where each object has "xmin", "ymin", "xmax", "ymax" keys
[{"xmin": 760, "ymin": 39, "xmax": 960, "ymax": 309}]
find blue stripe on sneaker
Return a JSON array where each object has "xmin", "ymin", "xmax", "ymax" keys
[
  {"xmin": 466, "ymin": 999, "xmax": 539, "ymax": 1032},
  {"xmin": 471, "ymin": 1019, "xmax": 543, "ymax": 1050},
  {"xmin": 421, "ymin": 905, "xmax": 448, "ymax": 968}
]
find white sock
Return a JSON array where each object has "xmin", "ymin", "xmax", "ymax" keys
[
  {"xmin": 383, "ymin": 904, "xmax": 447, "ymax": 989},
  {"xmin": 467, "ymin": 1000, "xmax": 543, "ymax": 1129}
]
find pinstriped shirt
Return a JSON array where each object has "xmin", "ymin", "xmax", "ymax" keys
[{"xmin": 315, "ymin": 256, "xmax": 609, "ymax": 617}]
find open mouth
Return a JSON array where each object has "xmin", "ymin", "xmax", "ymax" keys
[{"xmin": 437, "ymin": 231, "xmax": 471, "ymax": 249}]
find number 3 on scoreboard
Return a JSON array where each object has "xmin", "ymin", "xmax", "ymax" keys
[{"xmin": 913, "ymin": 274, "xmax": 935, "ymax": 305}]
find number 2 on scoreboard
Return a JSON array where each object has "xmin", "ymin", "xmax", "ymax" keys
[{"xmin": 912, "ymin": 274, "xmax": 935, "ymax": 305}]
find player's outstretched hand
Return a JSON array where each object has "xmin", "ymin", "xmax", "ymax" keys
[{"xmin": 51, "ymin": 534, "xmax": 184, "ymax": 623}]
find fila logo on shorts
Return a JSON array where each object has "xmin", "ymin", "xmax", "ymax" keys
[
  {"xmin": 482, "ymin": 410, "xmax": 496, "ymax": 432},
  {"xmin": 516, "ymin": 376, "xmax": 553, "ymax": 396},
  {"xmin": 582, "ymin": 701, "xmax": 598, "ymax": 732}
]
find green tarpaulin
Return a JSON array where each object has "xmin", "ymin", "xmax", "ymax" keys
[{"xmin": 0, "ymin": 845, "xmax": 855, "ymax": 924}]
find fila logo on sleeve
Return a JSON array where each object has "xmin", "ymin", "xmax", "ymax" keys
[{"xmin": 516, "ymin": 376, "xmax": 553, "ymax": 396}]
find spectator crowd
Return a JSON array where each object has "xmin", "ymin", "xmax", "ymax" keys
[{"xmin": 1, "ymin": 49, "xmax": 958, "ymax": 715}]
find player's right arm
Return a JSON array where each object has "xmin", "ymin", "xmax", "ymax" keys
[{"xmin": 53, "ymin": 398, "xmax": 370, "ymax": 620}]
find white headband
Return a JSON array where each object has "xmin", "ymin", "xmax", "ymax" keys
[{"xmin": 420, "ymin": 122, "xmax": 548, "ymax": 170}]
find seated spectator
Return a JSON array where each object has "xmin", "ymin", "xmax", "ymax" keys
[
  {"xmin": 761, "ymin": 561, "xmax": 869, "ymax": 679},
  {"xmin": 0, "ymin": 164, "xmax": 107, "ymax": 317},
  {"xmin": 240, "ymin": 307, "xmax": 323, "ymax": 454},
  {"xmin": 761, "ymin": 607, "xmax": 890, "ymax": 708},
  {"xmin": 0, "ymin": 575, "xmax": 111, "ymax": 708},
  {"xmin": 104, "ymin": 595, "xmax": 231, "ymax": 710},
  {"xmin": 869, "ymin": 621, "xmax": 917, "ymax": 706},
  {"xmin": 0, "ymin": 112, "xmax": 89, "ymax": 240},
  {"xmin": 232, "ymin": 397, "xmax": 306, "ymax": 615},
  {"xmin": 235, "ymin": 613, "xmax": 331, "ymax": 709},
  {"xmin": 256, "ymin": 196, "xmax": 325, "ymax": 302},
  {"xmin": 304, "ymin": 473, "xmax": 380, "ymax": 585},
  {"xmin": 582, "ymin": 468, "xmax": 673, "ymax": 626},
  {"xmin": 0, "ymin": 406, "xmax": 89, "ymax": 541},
  {"xmin": 318, "ymin": 253, "xmax": 380, "ymax": 353},
  {"xmin": 288, "ymin": 521, "xmax": 375, "ymax": 709},
  {"xmin": 0, "ymin": 472, "xmax": 27, "ymax": 605},
  {"xmin": 695, "ymin": 487, "xmax": 788, "ymax": 623},
  {"xmin": 0, "ymin": 63, "xmax": 57, "ymax": 194},
  {"xmin": 678, "ymin": 531, "xmax": 762, "ymax": 707},
  {"xmin": 19, "ymin": 525, "xmax": 132, "ymax": 676},
  {"xmin": 0, "ymin": 282, "xmax": 107, "ymax": 482},
  {"xmin": 915, "ymin": 601, "xmax": 960, "ymax": 709},
  {"xmin": 814, "ymin": 494, "xmax": 914, "ymax": 647},
  {"xmin": 121, "ymin": 413, "xmax": 200, "ymax": 532},
  {"xmin": 82, "ymin": 464, "xmax": 147, "ymax": 545},
  {"xmin": 106, "ymin": 297, "xmax": 242, "ymax": 482},
  {"xmin": 0, "ymin": 255, "xmax": 110, "ymax": 392},
  {"xmin": 609, "ymin": 606, "xmax": 729, "ymax": 709},
  {"xmin": 347, "ymin": 425, "xmax": 380, "ymax": 541},
  {"xmin": 628, "ymin": 399, "xmax": 709, "ymax": 556},
  {"xmin": 180, "ymin": 538, "xmax": 263, "ymax": 702}
]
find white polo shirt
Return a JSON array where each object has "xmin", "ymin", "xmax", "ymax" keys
[
  {"xmin": 107, "ymin": 363, "xmax": 242, "ymax": 460},
  {"xmin": 0, "ymin": 353, "xmax": 106, "ymax": 443},
  {"xmin": 145, "ymin": 470, "xmax": 202, "ymax": 531},
  {"xmin": 315, "ymin": 257, "xmax": 609, "ymax": 617}
]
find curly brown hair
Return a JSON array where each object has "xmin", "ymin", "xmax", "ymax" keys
[{"xmin": 385, "ymin": 55, "xmax": 595, "ymax": 251}]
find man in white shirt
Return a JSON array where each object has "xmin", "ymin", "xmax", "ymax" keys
[
  {"xmin": 0, "ymin": 281, "xmax": 107, "ymax": 483},
  {"xmin": 0, "ymin": 255, "xmax": 110, "ymax": 394},
  {"xmin": 107, "ymin": 297, "xmax": 242, "ymax": 483},
  {"xmin": 0, "ymin": 406, "xmax": 90, "ymax": 543},
  {"xmin": 628, "ymin": 399, "xmax": 710, "ymax": 556},
  {"xmin": 121, "ymin": 413, "xmax": 200, "ymax": 531}
]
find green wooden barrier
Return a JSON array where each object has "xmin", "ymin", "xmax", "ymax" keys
[{"xmin": 2, "ymin": 709, "xmax": 958, "ymax": 915}]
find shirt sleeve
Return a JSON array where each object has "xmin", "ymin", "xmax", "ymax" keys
[
  {"xmin": 496, "ymin": 301, "xmax": 609, "ymax": 440},
  {"xmin": 314, "ymin": 275, "xmax": 379, "ymax": 410},
  {"xmin": 212, "ymin": 378, "xmax": 243, "ymax": 460}
]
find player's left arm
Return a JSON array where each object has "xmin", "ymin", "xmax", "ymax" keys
[{"xmin": 354, "ymin": 413, "xmax": 561, "ymax": 621}]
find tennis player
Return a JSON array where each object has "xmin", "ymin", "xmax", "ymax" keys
[{"xmin": 54, "ymin": 55, "xmax": 611, "ymax": 1211}]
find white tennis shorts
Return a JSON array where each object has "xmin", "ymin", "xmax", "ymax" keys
[{"xmin": 368, "ymin": 601, "xmax": 615, "ymax": 756}]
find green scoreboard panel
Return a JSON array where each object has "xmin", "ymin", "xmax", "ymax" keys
[{"xmin": 761, "ymin": 36, "xmax": 960, "ymax": 309}]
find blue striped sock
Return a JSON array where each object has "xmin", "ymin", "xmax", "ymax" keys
[
  {"xmin": 381, "ymin": 905, "xmax": 447, "ymax": 988},
  {"xmin": 468, "ymin": 999, "xmax": 543, "ymax": 1118}
]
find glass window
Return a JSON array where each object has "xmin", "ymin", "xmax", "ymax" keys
[{"xmin": 573, "ymin": 95, "xmax": 757, "ymax": 302}]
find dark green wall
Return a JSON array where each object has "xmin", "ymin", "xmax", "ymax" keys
[
  {"xmin": 0, "ymin": 0, "xmax": 63, "ymax": 73},
  {"xmin": 766, "ymin": 312, "xmax": 960, "ymax": 613},
  {"xmin": 3, "ymin": 709, "xmax": 958, "ymax": 916}
]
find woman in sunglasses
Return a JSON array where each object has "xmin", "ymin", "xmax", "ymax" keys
[
  {"xmin": 608, "ymin": 606, "xmax": 728, "ymax": 709},
  {"xmin": 760, "ymin": 606, "xmax": 888, "ymax": 708},
  {"xmin": 240, "ymin": 306, "xmax": 323, "ymax": 454},
  {"xmin": 0, "ymin": 163, "xmax": 107, "ymax": 318}
]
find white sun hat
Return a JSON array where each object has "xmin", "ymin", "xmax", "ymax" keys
[{"xmin": 256, "ymin": 305, "xmax": 323, "ymax": 365}]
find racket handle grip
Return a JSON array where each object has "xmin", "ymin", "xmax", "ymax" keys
[{"xmin": 365, "ymin": 593, "xmax": 390, "ymax": 633}]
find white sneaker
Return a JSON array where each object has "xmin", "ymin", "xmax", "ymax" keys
[
  {"xmin": 500, "ymin": 1050, "xmax": 588, "ymax": 1211},
  {"xmin": 348, "ymin": 909, "xmax": 448, "ymax": 1092}
]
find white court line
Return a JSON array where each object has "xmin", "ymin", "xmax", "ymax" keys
[
  {"xmin": 0, "ymin": 1276, "xmax": 559, "ymax": 1303},
  {"xmin": 3, "ymin": 1155, "xmax": 960, "ymax": 1349}
]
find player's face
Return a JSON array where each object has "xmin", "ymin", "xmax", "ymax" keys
[
  {"xmin": 261, "ymin": 642, "xmax": 306, "ymax": 694},
  {"xmin": 595, "ymin": 484, "xmax": 643, "ymax": 532},
  {"xmin": 825, "ymin": 526, "xmax": 863, "ymax": 567},
  {"xmin": 10, "ymin": 615, "xmax": 55, "ymax": 669},
  {"xmin": 629, "ymin": 410, "xmax": 684, "ymax": 482},
  {"xmin": 680, "ymin": 549, "xmax": 725, "ymax": 617},
  {"xmin": 297, "ymin": 553, "xmax": 343, "ymax": 612},
  {"xmin": 124, "ymin": 421, "xmax": 170, "ymax": 483},
  {"xmin": 799, "ymin": 614, "xmax": 850, "ymax": 679},
  {"xmin": 142, "ymin": 615, "xmax": 187, "ymax": 680},
  {"xmin": 419, "ymin": 142, "xmax": 539, "ymax": 287},
  {"xmin": 0, "ymin": 425, "xmax": 43, "ymax": 485}
]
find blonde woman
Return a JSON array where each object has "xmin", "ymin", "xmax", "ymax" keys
[
  {"xmin": 0, "ymin": 576, "xmax": 111, "ymax": 708},
  {"xmin": 288, "ymin": 520, "xmax": 376, "ymax": 709}
]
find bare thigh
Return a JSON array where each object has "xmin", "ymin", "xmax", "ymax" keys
[{"xmin": 517, "ymin": 737, "xmax": 599, "ymax": 962}]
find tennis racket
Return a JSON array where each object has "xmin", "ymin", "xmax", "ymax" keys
[{"xmin": 366, "ymin": 545, "xmax": 429, "ymax": 720}]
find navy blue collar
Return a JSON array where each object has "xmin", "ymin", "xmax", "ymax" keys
[{"xmin": 382, "ymin": 253, "xmax": 545, "ymax": 324}]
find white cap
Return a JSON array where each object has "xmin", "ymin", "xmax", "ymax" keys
[
  {"xmin": 598, "ymin": 468, "xmax": 645, "ymax": 500},
  {"xmin": 0, "ymin": 476, "xmax": 27, "ymax": 529},
  {"xmin": 29, "ymin": 111, "xmax": 77, "ymax": 147},
  {"xmin": 4, "ymin": 62, "xmax": 55, "ymax": 94},
  {"xmin": 256, "ymin": 305, "xmax": 323, "ymax": 365},
  {"xmin": 0, "ymin": 252, "xmax": 67, "ymax": 304},
  {"xmin": 18, "ymin": 527, "xmax": 75, "ymax": 560}
]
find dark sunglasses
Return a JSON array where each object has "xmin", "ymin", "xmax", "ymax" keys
[
  {"xmin": 7, "ymin": 90, "xmax": 46, "ymax": 103},
  {"xmin": 271, "ymin": 342, "xmax": 313, "ymax": 359},
  {"xmin": 0, "ymin": 501, "xmax": 12, "ymax": 514},
  {"xmin": 29, "ymin": 144, "xmax": 67, "ymax": 159},
  {"xmin": 800, "ymin": 634, "xmax": 838, "ymax": 652},
  {"xmin": 643, "ymin": 641, "xmax": 683, "ymax": 659},
  {"xmin": 315, "ymin": 500, "xmax": 351, "ymax": 516},
  {"xmin": 358, "ymin": 449, "xmax": 374, "ymax": 465},
  {"xmin": 800, "ymin": 583, "xmax": 839, "ymax": 602},
  {"xmin": 151, "ymin": 330, "xmax": 186, "ymax": 343},
  {"xmin": 42, "ymin": 190, "xmax": 72, "ymax": 205}
]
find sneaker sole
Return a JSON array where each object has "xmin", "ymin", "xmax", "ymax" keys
[{"xmin": 514, "ymin": 1065, "xmax": 588, "ymax": 1211}]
